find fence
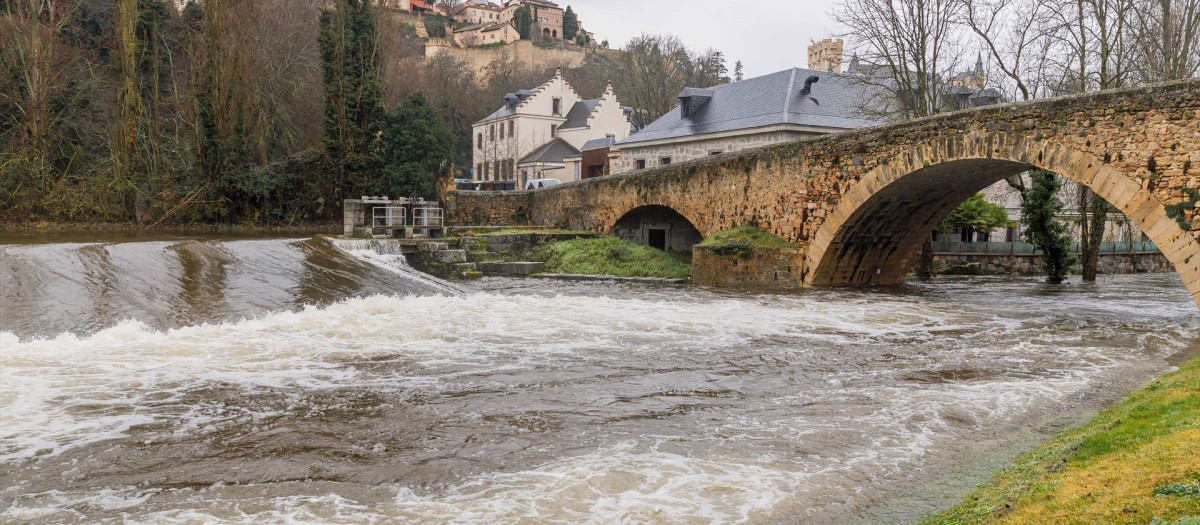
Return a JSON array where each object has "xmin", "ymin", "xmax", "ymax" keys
[{"xmin": 934, "ymin": 241, "xmax": 1159, "ymax": 255}]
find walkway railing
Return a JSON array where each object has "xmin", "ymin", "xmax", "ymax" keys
[
  {"xmin": 411, "ymin": 207, "xmax": 444, "ymax": 230},
  {"xmin": 372, "ymin": 207, "xmax": 406, "ymax": 228},
  {"xmin": 935, "ymin": 241, "xmax": 1160, "ymax": 255}
]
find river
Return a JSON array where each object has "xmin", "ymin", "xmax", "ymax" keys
[{"xmin": 1, "ymin": 234, "xmax": 1197, "ymax": 524}]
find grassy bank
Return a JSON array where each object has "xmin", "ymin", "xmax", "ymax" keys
[
  {"xmin": 922, "ymin": 356, "xmax": 1200, "ymax": 525},
  {"xmin": 698, "ymin": 225, "xmax": 796, "ymax": 250},
  {"xmin": 532, "ymin": 236, "xmax": 692, "ymax": 279}
]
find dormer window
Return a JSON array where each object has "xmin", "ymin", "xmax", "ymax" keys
[{"xmin": 677, "ymin": 87, "xmax": 713, "ymax": 119}]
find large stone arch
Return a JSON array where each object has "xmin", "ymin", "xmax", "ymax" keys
[{"xmin": 803, "ymin": 131, "xmax": 1200, "ymax": 309}]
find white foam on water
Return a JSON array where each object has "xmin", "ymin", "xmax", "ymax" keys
[
  {"xmin": 2, "ymin": 274, "xmax": 1197, "ymax": 523},
  {"xmin": 329, "ymin": 238, "xmax": 467, "ymax": 297}
]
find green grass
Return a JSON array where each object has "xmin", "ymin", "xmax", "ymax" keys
[
  {"xmin": 698, "ymin": 226, "xmax": 795, "ymax": 248},
  {"xmin": 531, "ymin": 236, "xmax": 692, "ymax": 279},
  {"xmin": 921, "ymin": 356, "xmax": 1200, "ymax": 525}
]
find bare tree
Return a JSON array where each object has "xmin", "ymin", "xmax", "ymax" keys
[
  {"xmin": 956, "ymin": 0, "xmax": 1059, "ymax": 100},
  {"xmin": 834, "ymin": 0, "xmax": 965, "ymax": 119},
  {"xmin": 611, "ymin": 34, "xmax": 694, "ymax": 125},
  {"xmin": 435, "ymin": 0, "xmax": 468, "ymax": 19},
  {"xmin": 1131, "ymin": 0, "xmax": 1200, "ymax": 82}
]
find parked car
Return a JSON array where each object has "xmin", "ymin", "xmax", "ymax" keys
[{"xmin": 524, "ymin": 178, "xmax": 562, "ymax": 190}]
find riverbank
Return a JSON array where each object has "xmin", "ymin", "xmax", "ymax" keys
[
  {"xmin": 0, "ymin": 222, "xmax": 340, "ymax": 234},
  {"xmin": 921, "ymin": 355, "xmax": 1200, "ymax": 524}
]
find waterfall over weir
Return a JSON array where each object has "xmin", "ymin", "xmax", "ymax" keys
[{"xmin": 0, "ymin": 234, "xmax": 459, "ymax": 338}]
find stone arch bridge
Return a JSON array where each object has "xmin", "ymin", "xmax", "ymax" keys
[{"xmin": 446, "ymin": 80, "xmax": 1200, "ymax": 310}]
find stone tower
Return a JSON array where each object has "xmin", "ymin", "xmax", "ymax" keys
[{"xmin": 807, "ymin": 38, "xmax": 844, "ymax": 73}]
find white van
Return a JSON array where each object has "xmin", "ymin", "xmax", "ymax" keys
[{"xmin": 524, "ymin": 178, "xmax": 562, "ymax": 190}]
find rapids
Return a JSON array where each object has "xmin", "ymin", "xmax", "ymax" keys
[{"xmin": 1, "ymin": 234, "xmax": 1197, "ymax": 524}]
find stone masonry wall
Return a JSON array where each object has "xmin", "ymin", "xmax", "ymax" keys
[
  {"xmin": 615, "ymin": 131, "xmax": 812, "ymax": 173},
  {"xmin": 444, "ymin": 190, "xmax": 531, "ymax": 226},
  {"xmin": 693, "ymin": 246, "xmax": 805, "ymax": 288}
]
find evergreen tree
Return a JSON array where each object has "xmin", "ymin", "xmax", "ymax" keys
[
  {"xmin": 1021, "ymin": 171, "xmax": 1076, "ymax": 284},
  {"xmin": 734, "ymin": 60, "xmax": 744, "ymax": 81},
  {"xmin": 375, "ymin": 92, "xmax": 454, "ymax": 199},
  {"xmin": 562, "ymin": 6, "xmax": 578, "ymax": 40},
  {"xmin": 319, "ymin": 0, "xmax": 383, "ymax": 196},
  {"xmin": 513, "ymin": 6, "xmax": 531, "ymax": 40}
]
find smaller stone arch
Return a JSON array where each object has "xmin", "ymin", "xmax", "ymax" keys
[
  {"xmin": 610, "ymin": 205, "xmax": 703, "ymax": 252},
  {"xmin": 552, "ymin": 29, "xmax": 558, "ymax": 38},
  {"xmin": 542, "ymin": 28, "xmax": 551, "ymax": 38}
]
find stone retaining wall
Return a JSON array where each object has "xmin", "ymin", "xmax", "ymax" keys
[
  {"xmin": 693, "ymin": 246, "xmax": 804, "ymax": 288},
  {"xmin": 933, "ymin": 253, "xmax": 1173, "ymax": 275}
]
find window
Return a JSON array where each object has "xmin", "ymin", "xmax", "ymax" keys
[
  {"xmin": 508, "ymin": 121, "xmax": 514, "ymax": 136},
  {"xmin": 494, "ymin": 160, "xmax": 501, "ymax": 181},
  {"xmin": 635, "ymin": 159, "xmax": 646, "ymax": 170},
  {"xmin": 489, "ymin": 124, "xmax": 495, "ymax": 140},
  {"xmin": 500, "ymin": 123, "xmax": 505, "ymax": 139},
  {"xmin": 552, "ymin": 98, "xmax": 561, "ymax": 116},
  {"xmin": 659, "ymin": 157, "xmax": 672, "ymax": 166},
  {"xmin": 551, "ymin": 124, "xmax": 557, "ymax": 137},
  {"xmin": 477, "ymin": 163, "xmax": 483, "ymax": 179},
  {"xmin": 477, "ymin": 133, "xmax": 483, "ymax": 149}
]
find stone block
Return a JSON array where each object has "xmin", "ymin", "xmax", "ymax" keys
[
  {"xmin": 432, "ymin": 250, "xmax": 467, "ymax": 263},
  {"xmin": 506, "ymin": 262, "xmax": 546, "ymax": 275}
]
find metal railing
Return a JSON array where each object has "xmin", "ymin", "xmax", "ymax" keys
[
  {"xmin": 372, "ymin": 207, "xmax": 406, "ymax": 228},
  {"xmin": 411, "ymin": 207, "xmax": 444, "ymax": 229},
  {"xmin": 935, "ymin": 240, "xmax": 1160, "ymax": 255}
]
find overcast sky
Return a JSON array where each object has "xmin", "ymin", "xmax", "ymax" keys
[{"xmin": 565, "ymin": 0, "xmax": 843, "ymax": 78}]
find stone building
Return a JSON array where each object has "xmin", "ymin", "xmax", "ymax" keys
[
  {"xmin": 613, "ymin": 67, "xmax": 886, "ymax": 173},
  {"xmin": 472, "ymin": 69, "xmax": 632, "ymax": 186},
  {"xmin": 807, "ymin": 38, "xmax": 844, "ymax": 73},
  {"xmin": 523, "ymin": 0, "xmax": 565, "ymax": 40},
  {"xmin": 449, "ymin": 2, "xmax": 504, "ymax": 24},
  {"xmin": 453, "ymin": 21, "xmax": 519, "ymax": 47}
]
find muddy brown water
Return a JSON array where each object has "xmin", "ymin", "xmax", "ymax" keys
[{"xmin": 1, "ymin": 234, "xmax": 1197, "ymax": 524}]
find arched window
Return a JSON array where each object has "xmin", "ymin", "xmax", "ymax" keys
[{"xmin": 552, "ymin": 29, "xmax": 557, "ymax": 38}]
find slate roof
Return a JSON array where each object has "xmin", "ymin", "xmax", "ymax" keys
[
  {"xmin": 559, "ymin": 99, "xmax": 598, "ymax": 130},
  {"xmin": 519, "ymin": 138, "xmax": 580, "ymax": 164},
  {"xmin": 617, "ymin": 67, "xmax": 887, "ymax": 146},
  {"xmin": 478, "ymin": 89, "xmax": 540, "ymax": 122},
  {"xmin": 454, "ymin": 21, "xmax": 510, "ymax": 33},
  {"xmin": 581, "ymin": 136, "xmax": 617, "ymax": 151}
]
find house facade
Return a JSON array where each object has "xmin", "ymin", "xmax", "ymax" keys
[
  {"xmin": 449, "ymin": 1, "xmax": 503, "ymax": 24},
  {"xmin": 453, "ymin": 21, "xmax": 518, "ymax": 47},
  {"xmin": 472, "ymin": 69, "xmax": 632, "ymax": 186},
  {"xmin": 614, "ymin": 67, "xmax": 887, "ymax": 173}
]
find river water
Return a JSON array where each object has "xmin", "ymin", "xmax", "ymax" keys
[{"xmin": 1, "ymin": 234, "xmax": 1197, "ymax": 524}]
